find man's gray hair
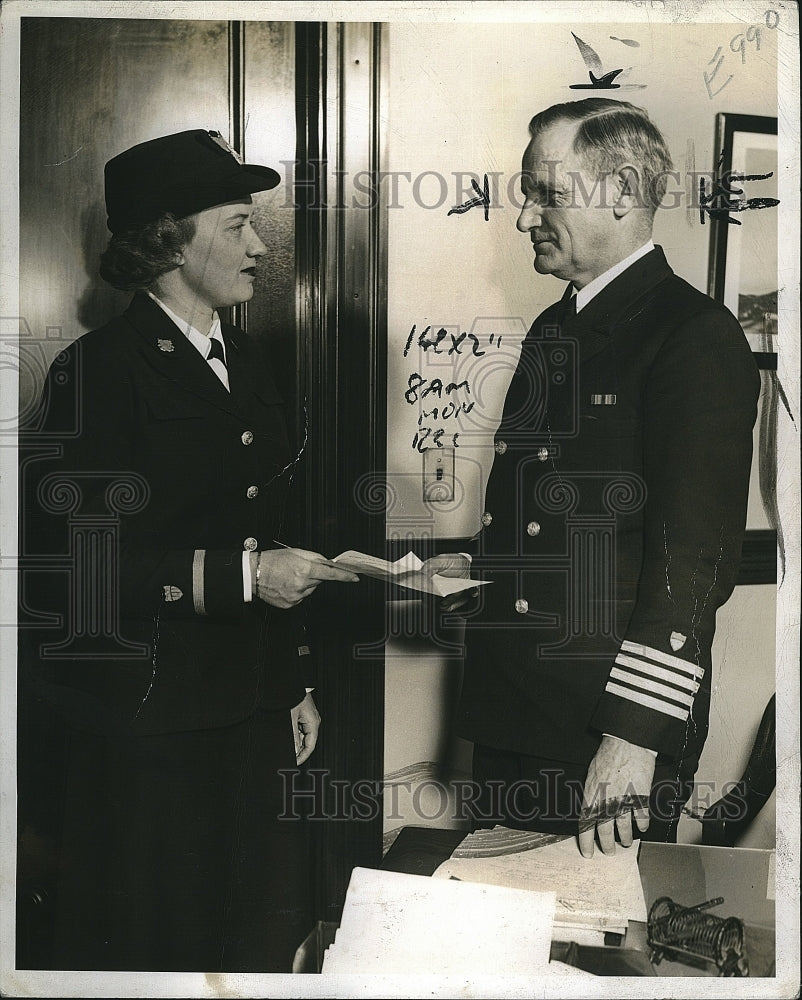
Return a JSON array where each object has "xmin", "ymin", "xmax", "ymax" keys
[{"xmin": 528, "ymin": 99, "xmax": 674, "ymax": 214}]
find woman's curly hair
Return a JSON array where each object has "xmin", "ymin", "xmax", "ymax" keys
[{"xmin": 99, "ymin": 213, "xmax": 197, "ymax": 291}]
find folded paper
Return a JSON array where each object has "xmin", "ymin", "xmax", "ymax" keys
[{"xmin": 332, "ymin": 549, "xmax": 489, "ymax": 598}]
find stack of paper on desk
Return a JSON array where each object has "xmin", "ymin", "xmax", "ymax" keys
[
  {"xmin": 321, "ymin": 866, "xmax": 555, "ymax": 975},
  {"xmin": 432, "ymin": 829, "xmax": 647, "ymax": 938},
  {"xmin": 332, "ymin": 549, "xmax": 488, "ymax": 598}
]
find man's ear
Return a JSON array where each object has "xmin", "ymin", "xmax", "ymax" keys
[{"xmin": 612, "ymin": 164, "xmax": 642, "ymax": 219}]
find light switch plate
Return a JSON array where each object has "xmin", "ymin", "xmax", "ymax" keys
[{"xmin": 422, "ymin": 447, "xmax": 455, "ymax": 503}]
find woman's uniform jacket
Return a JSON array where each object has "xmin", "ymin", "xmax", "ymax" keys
[
  {"xmin": 458, "ymin": 246, "xmax": 761, "ymax": 767},
  {"xmin": 20, "ymin": 292, "xmax": 310, "ymax": 736}
]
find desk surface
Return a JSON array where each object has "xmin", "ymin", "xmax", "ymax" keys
[{"xmin": 380, "ymin": 827, "xmax": 775, "ymax": 978}]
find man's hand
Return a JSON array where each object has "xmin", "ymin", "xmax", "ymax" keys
[
  {"xmin": 291, "ymin": 692, "xmax": 321, "ymax": 765},
  {"xmin": 254, "ymin": 548, "xmax": 359, "ymax": 609},
  {"xmin": 420, "ymin": 553, "xmax": 477, "ymax": 612},
  {"xmin": 578, "ymin": 735, "xmax": 656, "ymax": 858}
]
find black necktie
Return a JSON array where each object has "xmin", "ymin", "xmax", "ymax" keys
[
  {"xmin": 565, "ymin": 294, "xmax": 577, "ymax": 318},
  {"xmin": 207, "ymin": 336, "xmax": 226, "ymax": 367}
]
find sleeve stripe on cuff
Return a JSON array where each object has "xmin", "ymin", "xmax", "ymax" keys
[
  {"xmin": 615, "ymin": 654, "xmax": 700, "ymax": 692},
  {"xmin": 605, "ymin": 682, "xmax": 689, "ymax": 721},
  {"xmin": 620, "ymin": 639, "xmax": 704, "ymax": 679},
  {"xmin": 609, "ymin": 667, "xmax": 695, "ymax": 706},
  {"xmin": 192, "ymin": 548, "xmax": 206, "ymax": 616}
]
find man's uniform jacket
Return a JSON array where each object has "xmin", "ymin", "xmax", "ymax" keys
[
  {"xmin": 20, "ymin": 292, "xmax": 309, "ymax": 735},
  {"xmin": 458, "ymin": 247, "xmax": 761, "ymax": 767}
]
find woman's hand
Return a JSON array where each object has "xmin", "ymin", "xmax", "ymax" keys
[
  {"xmin": 254, "ymin": 548, "xmax": 359, "ymax": 609},
  {"xmin": 291, "ymin": 692, "xmax": 321, "ymax": 764}
]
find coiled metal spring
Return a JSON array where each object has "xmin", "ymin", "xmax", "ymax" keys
[{"xmin": 647, "ymin": 896, "xmax": 748, "ymax": 976}]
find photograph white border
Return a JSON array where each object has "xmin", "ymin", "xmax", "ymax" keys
[{"xmin": 1, "ymin": 2, "xmax": 798, "ymax": 998}]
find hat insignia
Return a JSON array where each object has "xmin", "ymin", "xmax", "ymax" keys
[
  {"xmin": 157, "ymin": 338, "xmax": 175, "ymax": 353},
  {"xmin": 208, "ymin": 130, "xmax": 243, "ymax": 165}
]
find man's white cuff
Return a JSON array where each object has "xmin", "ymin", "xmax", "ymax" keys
[{"xmin": 602, "ymin": 732, "xmax": 658, "ymax": 757}]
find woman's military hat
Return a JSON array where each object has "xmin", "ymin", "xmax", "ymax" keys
[{"xmin": 104, "ymin": 129, "xmax": 281, "ymax": 233}]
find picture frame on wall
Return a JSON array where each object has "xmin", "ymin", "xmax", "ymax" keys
[{"xmin": 706, "ymin": 113, "xmax": 782, "ymax": 585}]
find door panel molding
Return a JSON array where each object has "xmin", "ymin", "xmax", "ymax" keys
[{"xmin": 296, "ymin": 20, "xmax": 388, "ymax": 921}]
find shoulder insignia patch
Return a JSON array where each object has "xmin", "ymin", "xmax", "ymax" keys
[{"xmin": 670, "ymin": 630, "xmax": 687, "ymax": 651}]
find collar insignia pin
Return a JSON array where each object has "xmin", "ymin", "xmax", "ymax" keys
[{"xmin": 157, "ymin": 338, "xmax": 175, "ymax": 353}]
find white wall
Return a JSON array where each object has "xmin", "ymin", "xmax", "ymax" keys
[
  {"xmin": 386, "ymin": 18, "xmax": 778, "ymax": 538},
  {"xmin": 383, "ymin": 17, "xmax": 780, "ymax": 847},
  {"xmin": 678, "ymin": 583, "xmax": 777, "ymax": 844}
]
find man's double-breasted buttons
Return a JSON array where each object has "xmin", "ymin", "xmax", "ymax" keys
[
  {"xmin": 241, "ymin": 430, "xmax": 254, "ymax": 446},
  {"xmin": 246, "ymin": 486, "xmax": 259, "ymax": 499},
  {"xmin": 481, "ymin": 511, "xmax": 493, "ymax": 527},
  {"xmin": 243, "ymin": 537, "xmax": 258, "ymax": 551},
  {"xmin": 514, "ymin": 598, "xmax": 529, "ymax": 614},
  {"xmin": 494, "ymin": 440, "xmax": 508, "ymax": 455},
  {"xmin": 537, "ymin": 446, "xmax": 549, "ymax": 462},
  {"xmin": 526, "ymin": 521, "xmax": 541, "ymax": 537}
]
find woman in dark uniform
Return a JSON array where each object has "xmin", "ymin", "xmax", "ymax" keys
[{"xmin": 18, "ymin": 129, "xmax": 358, "ymax": 971}]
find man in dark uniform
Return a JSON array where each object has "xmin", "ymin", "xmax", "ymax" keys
[
  {"xmin": 17, "ymin": 129, "xmax": 359, "ymax": 970},
  {"xmin": 430, "ymin": 99, "xmax": 760, "ymax": 856}
]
